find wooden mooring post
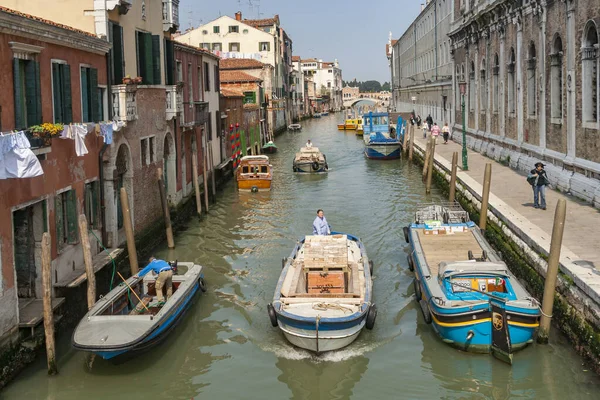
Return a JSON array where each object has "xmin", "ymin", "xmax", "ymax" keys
[
  {"xmin": 78, "ymin": 215, "xmax": 96, "ymax": 310},
  {"xmin": 422, "ymin": 138, "xmax": 432, "ymax": 182},
  {"xmin": 41, "ymin": 232, "xmax": 57, "ymax": 375},
  {"xmin": 538, "ymin": 199, "xmax": 567, "ymax": 343},
  {"xmin": 157, "ymin": 168, "xmax": 175, "ymax": 249},
  {"xmin": 449, "ymin": 152, "xmax": 458, "ymax": 202},
  {"xmin": 119, "ymin": 187, "xmax": 139, "ymax": 275},
  {"xmin": 425, "ymin": 138, "xmax": 436, "ymax": 194},
  {"xmin": 203, "ymin": 150, "xmax": 209, "ymax": 212},
  {"xmin": 209, "ymin": 146, "xmax": 216, "ymax": 199},
  {"xmin": 408, "ymin": 124, "xmax": 415, "ymax": 161},
  {"xmin": 402, "ymin": 124, "xmax": 409, "ymax": 155},
  {"xmin": 192, "ymin": 152, "xmax": 202, "ymax": 216},
  {"xmin": 479, "ymin": 163, "xmax": 492, "ymax": 231}
]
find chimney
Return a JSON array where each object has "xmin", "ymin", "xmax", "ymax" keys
[{"xmin": 235, "ymin": 11, "xmax": 242, "ymax": 21}]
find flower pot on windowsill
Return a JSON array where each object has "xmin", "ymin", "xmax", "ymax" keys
[
  {"xmin": 28, "ymin": 137, "xmax": 45, "ymax": 148},
  {"xmin": 123, "ymin": 78, "xmax": 133, "ymax": 85}
]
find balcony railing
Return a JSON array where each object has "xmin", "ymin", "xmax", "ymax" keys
[
  {"xmin": 166, "ymin": 85, "xmax": 180, "ymax": 120},
  {"xmin": 182, "ymin": 102, "xmax": 209, "ymax": 127},
  {"xmin": 163, "ymin": 0, "xmax": 180, "ymax": 32},
  {"xmin": 112, "ymin": 85, "xmax": 137, "ymax": 122}
]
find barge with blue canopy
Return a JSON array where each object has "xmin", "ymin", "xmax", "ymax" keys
[
  {"xmin": 268, "ymin": 233, "xmax": 376, "ymax": 353},
  {"xmin": 404, "ymin": 203, "xmax": 540, "ymax": 364},
  {"xmin": 363, "ymin": 112, "xmax": 402, "ymax": 159}
]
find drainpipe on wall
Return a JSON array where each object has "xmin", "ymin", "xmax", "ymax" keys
[{"xmin": 99, "ymin": 51, "xmax": 111, "ymax": 246}]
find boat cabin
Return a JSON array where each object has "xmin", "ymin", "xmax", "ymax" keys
[{"xmin": 236, "ymin": 155, "xmax": 273, "ymax": 191}]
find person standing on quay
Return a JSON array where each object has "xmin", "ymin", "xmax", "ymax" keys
[
  {"xmin": 312, "ymin": 209, "xmax": 331, "ymax": 235},
  {"xmin": 430, "ymin": 122, "xmax": 441, "ymax": 141},
  {"xmin": 527, "ymin": 162, "xmax": 550, "ymax": 210},
  {"xmin": 426, "ymin": 114, "xmax": 433, "ymax": 130}
]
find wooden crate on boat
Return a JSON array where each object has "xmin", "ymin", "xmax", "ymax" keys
[
  {"xmin": 307, "ymin": 271, "xmax": 346, "ymax": 294},
  {"xmin": 303, "ymin": 235, "xmax": 349, "ymax": 273}
]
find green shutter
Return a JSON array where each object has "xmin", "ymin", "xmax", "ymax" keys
[
  {"xmin": 143, "ymin": 33, "xmax": 153, "ymax": 84},
  {"xmin": 25, "ymin": 60, "xmax": 42, "ymax": 126},
  {"xmin": 62, "ymin": 64, "xmax": 72, "ymax": 124},
  {"xmin": 55, "ymin": 194, "xmax": 64, "ymax": 246},
  {"xmin": 165, "ymin": 39, "xmax": 174, "ymax": 85},
  {"xmin": 152, "ymin": 35, "xmax": 161, "ymax": 85},
  {"xmin": 13, "ymin": 59, "xmax": 25, "ymax": 129},
  {"xmin": 52, "ymin": 63, "xmax": 63, "ymax": 123},
  {"xmin": 136, "ymin": 31, "xmax": 143, "ymax": 81},
  {"xmin": 81, "ymin": 67, "xmax": 89, "ymax": 122},
  {"xmin": 66, "ymin": 190, "xmax": 78, "ymax": 244},
  {"xmin": 112, "ymin": 24, "xmax": 124, "ymax": 84},
  {"xmin": 90, "ymin": 68, "xmax": 99, "ymax": 122}
]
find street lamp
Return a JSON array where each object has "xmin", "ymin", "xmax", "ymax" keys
[{"xmin": 458, "ymin": 80, "xmax": 468, "ymax": 171}]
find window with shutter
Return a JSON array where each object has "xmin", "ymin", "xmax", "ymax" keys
[
  {"xmin": 84, "ymin": 181, "xmax": 99, "ymax": 229},
  {"xmin": 214, "ymin": 65, "xmax": 219, "ymax": 92},
  {"xmin": 52, "ymin": 62, "xmax": 72, "ymax": 124},
  {"xmin": 204, "ymin": 62, "xmax": 210, "ymax": 90},
  {"xmin": 55, "ymin": 193, "xmax": 65, "ymax": 248},
  {"xmin": 25, "ymin": 60, "xmax": 42, "ymax": 126},
  {"xmin": 165, "ymin": 39, "xmax": 175, "ymax": 85},
  {"xmin": 152, "ymin": 35, "xmax": 161, "ymax": 85},
  {"xmin": 111, "ymin": 23, "xmax": 124, "ymax": 85},
  {"xmin": 13, "ymin": 59, "xmax": 25, "ymax": 129},
  {"xmin": 81, "ymin": 67, "xmax": 100, "ymax": 122},
  {"xmin": 66, "ymin": 189, "xmax": 78, "ymax": 244}
]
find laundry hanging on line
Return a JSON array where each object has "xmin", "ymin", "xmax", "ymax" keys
[
  {"xmin": 0, "ymin": 131, "xmax": 44, "ymax": 180},
  {"xmin": 60, "ymin": 123, "xmax": 88, "ymax": 156}
]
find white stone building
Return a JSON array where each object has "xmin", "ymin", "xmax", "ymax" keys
[{"xmin": 301, "ymin": 58, "xmax": 343, "ymax": 112}]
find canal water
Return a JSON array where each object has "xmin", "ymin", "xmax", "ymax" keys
[{"xmin": 4, "ymin": 116, "xmax": 600, "ymax": 399}]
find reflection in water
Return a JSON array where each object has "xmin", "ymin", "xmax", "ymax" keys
[
  {"xmin": 2, "ymin": 116, "xmax": 600, "ymax": 400},
  {"xmin": 276, "ymin": 355, "xmax": 369, "ymax": 400}
]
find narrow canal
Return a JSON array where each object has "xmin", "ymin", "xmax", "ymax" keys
[{"xmin": 4, "ymin": 116, "xmax": 599, "ymax": 399}]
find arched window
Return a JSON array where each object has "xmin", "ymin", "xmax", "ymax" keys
[
  {"xmin": 508, "ymin": 48, "xmax": 516, "ymax": 114},
  {"xmin": 550, "ymin": 34, "xmax": 564, "ymax": 119},
  {"xmin": 493, "ymin": 54, "xmax": 499, "ymax": 112},
  {"xmin": 582, "ymin": 21, "xmax": 598, "ymax": 123},
  {"xmin": 527, "ymin": 42, "xmax": 537, "ymax": 116},
  {"xmin": 480, "ymin": 58, "xmax": 487, "ymax": 111},
  {"xmin": 469, "ymin": 60, "xmax": 476, "ymax": 111}
]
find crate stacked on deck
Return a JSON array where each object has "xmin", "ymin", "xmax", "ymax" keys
[{"xmin": 303, "ymin": 235, "xmax": 349, "ymax": 294}]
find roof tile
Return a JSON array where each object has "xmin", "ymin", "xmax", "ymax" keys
[
  {"xmin": 220, "ymin": 70, "xmax": 262, "ymax": 83},
  {"xmin": 220, "ymin": 58, "xmax": 265, "ymax": 70}
]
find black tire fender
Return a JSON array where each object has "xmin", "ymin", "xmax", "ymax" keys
[
  {"xmin": 199, "ymin": 277, "xmax": 207, "ymax": 293},
  {"xmin": 413, "ymin": 278, "xmax": 422, "ymax": 301},
  {"xmin": 403, "ymin": 226, "xmax": 410, "ymax": 243},
  {"xmin": 407, "ymin": 255, "xmax": 414, "ymax": 272},
  {"xmin": 267, "ymin": 303, "xmax": 278, "ymax": 327},
  {"xmin": 365, "ymin": 304, "xmax": 377, "ymax": 330},
  {"xmin": 419, "ymin": 299, "xmax": 432, "ymax": 324},
  {"xmin": 311, "ymin": 161, "xmax": 319, "ymax": 171},
  {"xmin": 368, "ymin": 260, "xmax": 374, "ymax": 275}
]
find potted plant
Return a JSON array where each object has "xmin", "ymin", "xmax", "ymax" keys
[
  {"xmin": 29, "ymin": 123, "xmax": 64, "ymax": 146},
  {"xmin": 133, "ymin": 76, "xmax": 143, "ymax": 84},
  {"xmin": 122, "ymin": 75, "xmax": 133, "ymax": 85}
]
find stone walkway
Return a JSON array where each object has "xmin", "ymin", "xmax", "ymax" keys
[{"xmin": 412, "ymin": 134, "xmax": 600, "ymax": 304}]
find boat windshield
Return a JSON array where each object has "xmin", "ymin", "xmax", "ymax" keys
[{"xmin": 442, "ymin": 275, "xmax": 517, "ymax": 302}]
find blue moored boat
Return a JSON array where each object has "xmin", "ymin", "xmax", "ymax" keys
[
  {"xmin": 404, "ymin": 203, "xmax": 540, "ymax": 363},
  {"xmin": 72, "ymin": 262, "xmax": 206, "ymax": 362},
  {"xmin": 363, "ymin": 112, "xmax": 402, "ymax": 159},
  {"xmin": 268, "ymin": 233, "xmax": 376, "ymax": 353}
]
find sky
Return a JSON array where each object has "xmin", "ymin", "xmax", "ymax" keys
[{"xmin": 179, "ymin": 0, "xmax": 423, "ymax": 83}]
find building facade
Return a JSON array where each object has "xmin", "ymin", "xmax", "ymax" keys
[
  {"xmin": 390, "ymin": 0, "xmax": 454, "ymax": 124},
  {"xmin": 449, "ymin": 0, "xmax": 600, "ymax": 205},
  {"xmin": 0, "ymin": 6, "xmax": 110, "ymax": 347},
  {"xmin": 301, "ymin": 58, "xmax": 344, "ymax": 112}
]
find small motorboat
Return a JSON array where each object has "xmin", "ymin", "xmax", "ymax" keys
[
  {"xmin": 268, "ymin": 233, "xmax": 376, "ymax": 353},
  {"xmin": 72, "ymin": 262, "xmax": 205, "ymax": 362},
  {"xmin": 237, "ymin": 155, "xmax": 273, "ymax": 192},
  {"xmin": 363, "ymin": 112, "xmax": 401, "ymax": 159},
  {"xmin": 262, "ymin": 140, "xmax": 278, "ymax": 154},
  {"xmin": 405, "ymin": 202, "xmax": 540, "ymax": 364},
  {"xmin": 321, "ymin": 111, "xmax": 329, "ymax": 116},
  {"xmin": 293, "ymin": 146, "xmax": 328, "ymax": 173},
  {"xmin": 313, "ymin": 113, "xmax": 322, "ymax": 118},
  {"xmin": 288, "ymin": 124, "xmax": 302, "ymax": 131},
  {"xmin": 337, "ymin": 118, "xmax": 360, "ymax": 130}
]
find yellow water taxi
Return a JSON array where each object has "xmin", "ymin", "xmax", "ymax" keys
[
  {"xmin": 236, "ymin": 155, "xmax": 273, "ymax": 192},
  {"xmin": 337, "ymin": 118, "xmax": 361, "ymax": 130}
]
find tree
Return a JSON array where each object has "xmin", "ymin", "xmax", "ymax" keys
[{"xmin": 382, "ymin": 82, "xmax": 391, "ymax": 91}]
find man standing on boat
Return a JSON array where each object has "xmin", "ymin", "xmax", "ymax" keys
[
  {"xmin": 135, "ymin": 257, "xmax": 173, "ymax": 305},
  {"xmin": 306, "ymin": 139, "xmax": 313, "ymax": 149},
  {"xmin": 313, "ymin": 209, "xmax": 331, "ymax": 235}
]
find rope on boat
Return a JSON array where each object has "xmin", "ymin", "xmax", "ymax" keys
[
  {"xmin": 312, "ymin": 302, "xmax": 354, "ymax": 314},
  {"xmin": 527, "ymin": 297, "xmax": 553, "ymax": 318}
]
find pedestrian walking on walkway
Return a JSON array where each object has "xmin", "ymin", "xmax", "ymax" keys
[
  {"xmin": 426, "ymin": 114, "xmax": 433, "ymax": 129},
  {"xmin": 431, "ymin": 122, "xmax": 440, "ymax": 141},
  {"xmin": 442, "ymin": 122, "xmax": 450, "ymax": 144},
  {"xmin": 527, "ymin": 162, "xmax": 550, "ymax": 210}
]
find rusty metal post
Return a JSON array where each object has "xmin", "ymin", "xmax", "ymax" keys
[
  {"xmin": 41, "ymin": 233, "xmax": 57, "ymax": 375},
  {"xmin": 78, "ymin": 215, "xmax": 96, "ymax": 310},
  {"xmin": 479, "ymin": 163, "xmax": 492, "ymax": 231},
  {"xmin": 538, "ymin": 199, "xmax": 567, "ymax": 343},
  {"xmin": 119, "ymin": 187, "xmax": 138, "ymax": 275},
  {"xmin": 449, "ymin": 152, "xmax": 458, "ymax": 202}
]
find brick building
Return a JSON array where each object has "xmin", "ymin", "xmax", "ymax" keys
[
  {"xmin": 449, "ymin": 0, "xmax": 600, "ymax": 205},
  {"xmin": 0, "ymin": 7, "xmax": 110, "ymax": 347}
]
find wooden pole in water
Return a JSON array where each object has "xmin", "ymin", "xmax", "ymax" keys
[
  {"xmin": 538, "ymin": 199, "xmax": 567, "ymax": 343},
  {"xmin": 78, "ymin": 215, "xmax": 96, "ymax": 310},
  {"xmin": 157, "ymin": 168, "xmax": 175, "ymax": 249},
  {"xmin": 425, "ymin": 138, "xmax": 436, "ymax": 194},
  {"xmin": 422, "ymin": 138, "xmax": 432, "ymax": 182},
  {"xmin": 203, "ymin": 148, "xmax": 209, "ymax": 212},
  {"xmin": 408, "ymin": 124, "xmax": 414, "ymax": 161},
  {"xmin": 192, "ymin": 151, "xmax": 202, "ymax": 216},
  {"xmin": 402, "ymin": 124, "xmax": 409, "ymax": 155},
  {"xmin": 449, "ymin": 152, "xmax": 458, "ymax": 202},
  {"xmin": 119, "ymin": 187, "xmax": 138, "ymax": 275},
  {"xmin": 41, "ymin": 232, "xmax": 57, "ymax": 375},
  {"xmin": 479, "ymin": 163, "xmax": 492, "ymax": 231},
  {"xmin": 209, "ymin": 145, "xmax": 216, "ymax": 199}
]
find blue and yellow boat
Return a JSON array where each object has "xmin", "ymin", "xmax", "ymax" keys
[
  {"xmin": 363, "ymin": 112, "xmax": 401, "ymax": 159},
  {"xmin": 404, "ymin": 203, "xmax": 540, "ymax": 364}
]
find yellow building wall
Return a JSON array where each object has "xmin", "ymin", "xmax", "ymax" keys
[{"xmin": 3, "ymin": 0, "xmax": 95, "ymax": 33}]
